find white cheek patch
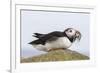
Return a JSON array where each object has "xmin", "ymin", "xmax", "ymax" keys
[{"xmin": 65, "ymin": 31, "xmax": 75, "ymax": 37}]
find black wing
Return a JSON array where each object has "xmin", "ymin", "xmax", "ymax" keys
[
  {"xmin": 38, "ymin": 31, "xmax": 65, "ymax": 43},
  {"xmin": 29, "ymin": 31, "xmax": 65, "ymax": 45}
]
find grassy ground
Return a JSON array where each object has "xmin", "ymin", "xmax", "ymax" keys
[{"xmin": 21, "ymin": 49, "xmax": 89, "ymax": 63}]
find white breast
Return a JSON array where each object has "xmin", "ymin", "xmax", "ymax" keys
[
  {"xmin": 45, "ymin": 37, "xmax": 72, "ymax": 51},
  {"xmin": 32, "ymin": 37, "xmax": 72, "ymax": 52}
]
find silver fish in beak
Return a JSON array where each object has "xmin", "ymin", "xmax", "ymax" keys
[{"xmin": 75, "ymin": 31, "xmax": 81, "ymax": 41}]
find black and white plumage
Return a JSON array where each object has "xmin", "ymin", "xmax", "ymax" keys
[{"xmin": 29, "ymin": 28, "xmax": 81, "ymax": 52}]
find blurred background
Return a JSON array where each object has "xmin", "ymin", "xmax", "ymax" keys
[{"xmin": 21, "ymin": 10, "xmax": 90, "ymax": 58}]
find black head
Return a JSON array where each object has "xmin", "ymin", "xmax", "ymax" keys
[{"xmin": 64, "ymin": 28, "xmax": 81, "ymax": 42}]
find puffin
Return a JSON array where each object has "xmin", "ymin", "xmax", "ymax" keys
[{"xmin": 29, "ymin": 28, "xmax": 81, "ymax": 52}]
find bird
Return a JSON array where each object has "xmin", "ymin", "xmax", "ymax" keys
[{"xmin": 29, "ymin": 28, "xmax": 81, "ymax": 52}]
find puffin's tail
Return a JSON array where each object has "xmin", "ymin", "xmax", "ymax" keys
[
  {"xmin": 32, "ymin": 33, "xmax": 44, "ymax": 38},
  {"xmin": 28, "ymin": 39, "xmax": 44, "ymax": 45}
]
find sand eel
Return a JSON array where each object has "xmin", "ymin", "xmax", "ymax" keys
[{"xmin": 29, "ymin": 28, "xmax": 81, "ymax": 52}]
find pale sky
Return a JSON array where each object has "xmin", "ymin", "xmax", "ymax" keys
[{"xmin": 21, "ymin": 10, "xmax": 90, "ymax": 58}]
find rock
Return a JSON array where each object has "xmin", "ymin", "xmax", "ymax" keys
[{"xmin": 21, "ymin": 49, "xmax": 89, "ymax": 63}]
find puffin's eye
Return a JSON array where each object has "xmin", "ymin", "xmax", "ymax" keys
[{"xmin": 69, "ymin": 30, "xmax": 72, "ymax": 32}]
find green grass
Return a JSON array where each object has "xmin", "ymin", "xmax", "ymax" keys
[{"xmin": 21, "ymin": 49, "xmax": 89, "ymax": 63}]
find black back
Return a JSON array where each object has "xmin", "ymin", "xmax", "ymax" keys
[{"xmin": 29, "ymin": 31, "xmax": 66, "ymax": 45}]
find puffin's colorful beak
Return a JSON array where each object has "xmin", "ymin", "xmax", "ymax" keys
[{"xmin": 75, "ymin": 31, "xmax": 81, "ymax": 41}]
